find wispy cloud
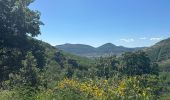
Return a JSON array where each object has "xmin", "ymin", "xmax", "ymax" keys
[
  {"xmin": 120, "ymin": 38, "xmax": 135, "ymax": 43},
  {"xmin": 140, "ymin": 37, "xmax": 147, "ymax": 40},
  {"xmin": 150, "ymin": 37, "xmax": 162, "ymax": 41}
]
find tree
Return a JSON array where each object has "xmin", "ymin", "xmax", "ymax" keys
[
  {"xmin": 0, "ymin": 0, "xmax": 43, "ymax": 49},
  {"xmin": 20, "ymin": 51, "xmax": 40, "ymax": 87},
  {"xmin": 0, "ymin": 0, "xmax": 44, "ymax": 84},
  {"xmin": 118, "ymin": 51, "xmax": 157, "ymax": 76},
  {"xmin": 96, "ymin": 56, "xmax": 118, "ymax": 78},
  {"xmin": 0, "ymin": 0, "xmax": 42, "ymax": 39},
  {"xmin": 0, "ymin": 48, "xmax": 22, "ymax": 83},
  {"xmin": 8, "ymin": 52, "xmax": 41, "ymax": 99}
]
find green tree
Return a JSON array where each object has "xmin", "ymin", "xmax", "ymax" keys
[
  {"xmin": 96, "ymin": 56, "xmax": 118, "ymax": 78},
  {"xmin": 0, "ymin": 0, "xmax": 42, "ymax": 39},
  {"xmin": 0, "ymin": 48, "xmax": 22, "ymax": 83},
  {"xmin": 20, "ymin": 51, "xmax": 40, "ymax": 87},
  {"xmin": 118, "ymin": 51, "xmax": 153, "ymax": 76},
  {"xmin": 0, "ymin": 0, "xmax": 44, "ymax": 84}
]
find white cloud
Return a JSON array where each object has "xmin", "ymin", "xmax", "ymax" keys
[
  {"xmin": 150, "ymin": 37, "xmax": 162, "ymax": 41},
  {"xmin": 140, "ymin": 37, "xmax": 147, "ymax": 40},
  {"xmin": 120, "ymin": 38, "xmax": 135, "ymax": 43}
]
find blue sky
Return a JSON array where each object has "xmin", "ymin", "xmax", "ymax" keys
[{"xmin": 30, "ymin": 0, "xmax": 170, "ymax": 47}]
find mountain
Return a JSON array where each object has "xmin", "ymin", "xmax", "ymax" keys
[
  {"xmin": 56, "ymin": 43, "xmax": 143, "ymax": 57},
  {"xmin": 56, "ymin": 44, "xmax": 96, "ymax": 57},
  {"xmin": 97, "ymin": 43, "xmax": 135, "ymax": 54},
  {"xmin": 145, "ymin": 38, "xmax": 170, "ymax": 71}
]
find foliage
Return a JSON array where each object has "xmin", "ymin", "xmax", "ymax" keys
[
  {"xmin": 0, "ymin": 0, "xmax": 45, "ymax": 85},
  {"xmin": 95, "ymin": 56, "xmax": 119, "ymax": 78},
  {"xmin": 118, "ymin": 51, "xmax": 158, "ymax": 76},
  {"xmin": 159, "ymin": 72, "xmax": 170, "ymax": 99},
  {"xmin": 145, "ymin": 38, "xmax": 170, "ymax": 62},
  {"xmin": 0, "ymin": 90, "xmax": 20, "ymax": 100},
  {"xmin": 0, "ymin": 0, "xmax": 169, "ymax": 99},
  {"xmin": 34, "ymin": 76, "xmax": 160, "ymax": 100},
  {"xmin": 20, "ymin": 51, "xmax": 40, "ymax": 87},
  {"xmin": 0, "ymin": 48, "xmax": 22, "ymax": 83},
  {"xmin": 0, "ymin": 0, "xmax": 42, "ymax": 38}
]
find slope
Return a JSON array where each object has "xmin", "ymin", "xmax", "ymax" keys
[{"xmin": 145, "ymin": 38, "xmax": 170, "ymax": 72}]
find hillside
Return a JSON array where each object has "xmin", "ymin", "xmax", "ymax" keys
[
  {"xmin": 145, "ymin": 38, "xmax": 170, "ymax": 72},
  {"xmin": 144, "ymin": 38, "xmax": 170, "ymax": 98},
  {"xmin": 56, "ymin": 44, "xmax": 96, "ymax": 57},
  {"xmin": 145, "ymin": 38, "xmax": 170, "ymax": 62},
  {"xmin": 56, "ymin": 43, "xmax": 143, "ymax": 57},
  {"xmin": 39, "ymin": 41, "xmax": 95, "ymax": 80},
  {"xmin": 1, "ymin": 0, "xmax": 169, "ymax": 99}
]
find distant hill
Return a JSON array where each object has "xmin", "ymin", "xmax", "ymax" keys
[
  {"xmin": 56, "ymin": 44, "xmax": 96, "ymax": 57},
  {"xmin": 56, "ymin": 43, "xmax": 143, "ymax": 57},
  {"xmin": 145, "ymin": 38, "xmax": 170, "ymax": 62},
  {"xmin": 145, "ymin": 38, "xmax": 170, "ymax": 72}
]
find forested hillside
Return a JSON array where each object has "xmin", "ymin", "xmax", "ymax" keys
[
  {"xmin": 144, "ymin": 38, "xmax": 170, "ymax": 72},
  {"xmin": 0, "ymin": 0, "xmax": 169, "ymax": 100},
  {"xmin": 145, "ymin": 38, "xmax": 170, "ymax": 62},
  {"xmin": 145, "ymin": 38, "xmax": 170, "ymax": 98}
]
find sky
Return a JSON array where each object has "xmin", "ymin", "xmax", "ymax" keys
[{"xmin": 30, "ymin": 0, "xmax": 170, "ymax": 47}]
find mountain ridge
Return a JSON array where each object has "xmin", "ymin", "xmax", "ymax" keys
[{"xmin": 56, "ymin": 43, "xmax": 144, "ymax": 57}]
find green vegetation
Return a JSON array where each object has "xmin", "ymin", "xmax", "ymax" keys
[
  {"xmin": 0, "ymin": 0, "xmax": 169, "ymax": 100},
  {"xmin": 145, "ymin": 38, "xmax": 170, "ymax": 64},
  {"xmin": 145, "ymin": 38, "xmax": 170, "ymax": 97}
]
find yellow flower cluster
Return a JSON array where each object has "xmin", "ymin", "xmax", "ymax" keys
[
  {"xmin": 57, "ymin": 78, "xmax": 105, "ymax": 97},
  {"xmin": 103, "ymin": 80, "xmax": 108, "ymax": 84},
  {"xmin": 116, "ymin": 77, "xmax": 151, "ymax": 99},
  {"xmin": 54, "ymin": 77, "xmax": 153, "ymax": 99},
  {"xmin": 117, "ymin": 81, "xmax": 126, "ymax": 96},
  {"xmin": 58, "ymin": 78, "xmax": 78, "ymax": 89}
]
